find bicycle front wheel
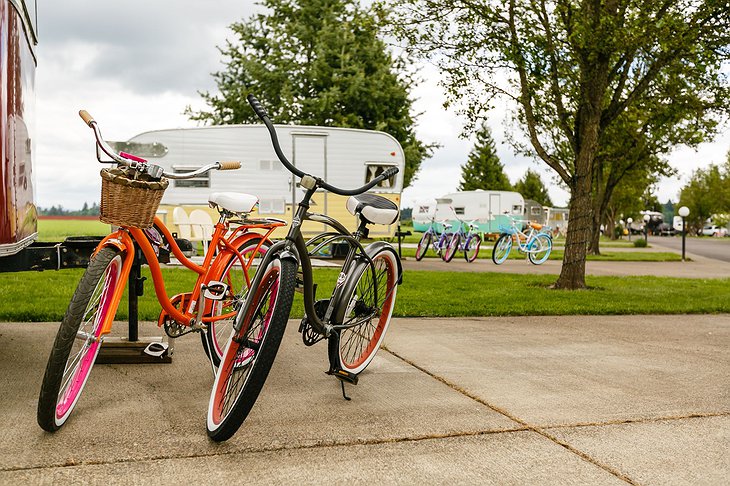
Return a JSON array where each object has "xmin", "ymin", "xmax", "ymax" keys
[
  {"xmin": 37, "ymin": 247, "xmax": 125, "ymax": 432},
  {"xmin": 492, "ymin": 234, "xmax": 512, "ymax": 265},
  {"xmin": 443, "ymin": 233, "xmax": 460, "ymax": 262},
  {"xmin": 415, "ymin": 232, "xmax": 431, "ymax": 261},
  {"xmin": 207, "ymin": 257, "xmax": 296, "ymax": 442},
  {"xmin": 331, "ymin": 246, "xmax": 399, "ymax": 375},
  {"xmin": 528, "ymin": 234, "xmax": 552, "ymax": 265},
  {"xmin": 204, "ymin": 238, "xmax": 270, "ymax": 367},
  {"xmin": 464, "ymin": 234, "xmax": 481, "ymax": 263}
]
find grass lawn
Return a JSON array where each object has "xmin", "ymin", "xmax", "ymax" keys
[
  {"xmin": 37, "ymin": 218, "xmax": 110, "ymax": 242},
  {"xmin": 1, "ymin": 267, "xmax": 727, "ymax": 322}
]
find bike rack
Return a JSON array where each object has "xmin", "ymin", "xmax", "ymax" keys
[{"xmin": 97, "ymin": 247, "xmax": 172, "ymax": 364}]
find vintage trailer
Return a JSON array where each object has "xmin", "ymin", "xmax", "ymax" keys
[
  {"xmin": 411, "ymin": 198, "xmax": 436, "ymax": 232},
  {"xmin": 0, "ymin": 0, "xmax": 37, "ymax": 257},
  {"xmin": 115, "ymin": 125, "xmax": 405, "ymax": 238},
  {"xmin": 428, "ymin": 190, "xmax": 525, "ymax": 234},
  {"xmin": 523, "ymin": 199, "xmax": 549, "ymax": 226}
]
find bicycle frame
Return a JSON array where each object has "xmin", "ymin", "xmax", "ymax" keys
[
  {"xmin": 93, "ymin": 215, "xmax": 284, "ymax": 337},
  {"xmin": 502, "ymin": 222, "xmax": 549, "ymax": 254},
  {"xmin": 235, "ymin": 182, "xmax": 401, "ymax": 338},
  {"xmin": 422, "ymin": 218, "xmax": 451, "ymax": 252}
]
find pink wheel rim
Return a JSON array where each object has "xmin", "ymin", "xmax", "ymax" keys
[{"xmin": 56, "ymin": 257, "xmax": 120, "ymax": 420}]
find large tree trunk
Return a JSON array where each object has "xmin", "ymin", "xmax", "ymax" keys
[{"xmin": 555, "ymin": 167, "xmax": 592, "ymax": 289}]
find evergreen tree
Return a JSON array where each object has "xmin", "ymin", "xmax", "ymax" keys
[
  {"xmin": 458, "ymin": 123, "xmax": 511, "ymax": 191},
  {"xmin": 514, "ymin": 170, "xmax": 552, "ymax": 207},
  {"xmin": 189, "ymin": 0, "xmax": 431, "ymax": 188}
]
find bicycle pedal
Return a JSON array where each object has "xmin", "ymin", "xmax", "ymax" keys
[
  {"xmin": 328, "ymin": 368, "xmax": 359, "ymax": 385},
  {"xmin": 203, "ymin": 281, "xmax": 229, "ymax": 301}
]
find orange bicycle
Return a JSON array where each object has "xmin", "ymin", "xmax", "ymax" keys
[{"xmin": 37, "ymin": 111, "xmax": 286, "ymax": 432}]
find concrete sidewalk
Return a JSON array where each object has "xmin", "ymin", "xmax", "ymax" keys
[{"xmin": 1, "ymin": 316, "xmax": 728, "ymax": 484}]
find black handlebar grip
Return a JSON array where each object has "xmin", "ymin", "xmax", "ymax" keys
[{"xmin": 247, "ymin": 94, "xmax": 269, "ymax": 119}]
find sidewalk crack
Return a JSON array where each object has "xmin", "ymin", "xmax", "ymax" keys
[{"xmin": 383, "ymin": 347, "xmax": 641, "ymax": 486}]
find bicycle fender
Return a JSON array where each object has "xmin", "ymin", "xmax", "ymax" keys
[
  {"xmin": 92, "ymin": 230, "xmax": 133, "ymax": 258},
  {"xmin": 363, "ymin": 241, "xmax": 403, "ymax": 285}
]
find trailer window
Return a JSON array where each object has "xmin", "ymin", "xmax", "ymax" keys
[
  {"xmin": 454, "ymin": 207, "xmax": 465, "ymax": 215},
  {"xmin": 512, "ymin": 205, "xmax": 522, "ymax": 213},
  {"xmin": 172, "ymin": 166, "xmax": 210, "ymax": 188},
  {"xmin": 259, "ymin": 160, "xmax": 283, "ymax": 171},
  {"xmin": 418, "ymin": 205, "xmax": 430, "ymax": 214},
  {"xmin": 365, "ymin": 163, "xmax": 397, "ymax": 189},
  {"xmin": 258, "ymin": 198, "xmax": 286, "ymax": 214},
  {"xmin": 110, "ymin": 141, "xmax": 168, "ymax": 158},
  {"xmin": 530, "ymin": 206, "xmax": 542, "ymax": 216}
]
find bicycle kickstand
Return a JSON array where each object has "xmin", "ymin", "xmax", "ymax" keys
[{"xmin": 340, "ymin": 381, "xmax": 351, "ymax": 401}]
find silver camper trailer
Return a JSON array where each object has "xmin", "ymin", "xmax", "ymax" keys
[
  {"xmin": 116, "ymin": 124, "xmax": 405, "ymax": 238},
  {"xmin": 430, "ymin": 190, "xmax": 525, "ymax": 234}
]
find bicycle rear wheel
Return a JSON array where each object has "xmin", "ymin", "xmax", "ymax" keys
[
  {"xmin": 203, "ymin": 238, "xmax": 270, "ymax": 367},
  {"xmin": 331, "ymin": 246, "xmax": 399, "ymax": 375},
  {"xmin": 37, "ymin": 247, "xmax": 125, "ymax": 431},
  {"xmin": 492, "ymin": 234, "xmax": 512, "ymax": 265},
  {"xmin": 443, "ymin": 233, "xmax": 460, "ymax": 262},
  {"xmin": 206, "ymin": 257, "xmax": 296, "ymax": 442},
  {"xmin": 415, "ymin": 232, "xmax": 431, "ymax": 261},
  {"xmin": 528, "ymin": 234, "xmax": 552, "ymax": 265},
  {"xmin": 464, "ymin": 234, "xmax": 481, "ymax": 263}
]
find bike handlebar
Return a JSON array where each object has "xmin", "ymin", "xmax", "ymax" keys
[
  {"xmin": 246, "ymin": 94, "xmax": 399, "ymax": 196},
  {"xmin": 79, "ymin": 110, "xmax": 240, "ymax": 179}
]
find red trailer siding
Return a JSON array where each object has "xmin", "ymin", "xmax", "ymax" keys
[{"xmin": 0, "ymin": 0, "xmax": 36, "ymax": 256}]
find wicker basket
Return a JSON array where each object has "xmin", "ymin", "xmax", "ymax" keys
[{"xmin": 99, "ymin": 167, "xmax": 169, "ymax": 228}]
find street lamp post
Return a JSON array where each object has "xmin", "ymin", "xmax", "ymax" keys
[
  {"xmin": 678, "ymin": 206, "xmax": 690, "ymax": 261},
  {"xmin": 627, "ymin": 217, "xmax": 633, "ymax": 242},
  {"xmin": 643, "ymin": 214, "xmax": 650, "ymax": 245}
]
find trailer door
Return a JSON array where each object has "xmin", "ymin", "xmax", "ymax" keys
[
  {"xmin": 292, "ymin": 134, "xmax": 327, "ymax": 232},
  {"xmin": 489, "ymin": 193, "xmax": 501, "ymax": 232}
]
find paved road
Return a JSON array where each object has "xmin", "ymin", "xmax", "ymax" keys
[
  {"xmin": 1, "ymin": 317, "xmax": 728, "ymax": 484},
  {"xmin": 649, "ymin": 235, "xmax": 730, "ymax": 262}
]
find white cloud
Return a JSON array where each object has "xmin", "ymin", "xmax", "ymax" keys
[{"xmin": 32, "ymin": 2, "xmax": 729, "ymax": 211}]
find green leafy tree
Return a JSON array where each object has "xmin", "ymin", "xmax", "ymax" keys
[
  {"xmin": 458, "ymin": 123, "xmax": 512, "ymax": 191},
  {"xmin": 188, "ymin": 0, "xmax": 431, "ymax": 188},
  {"xmin": 388, "ymin": 1, "xmax": 730, "ymax": 289},
  {"xmin": 678, "ymin": 163, "xmax": 730, "ymax": 233},
  {"xmin": 514, "ymin": 169, "xmax": 552, "ymax": 207}
]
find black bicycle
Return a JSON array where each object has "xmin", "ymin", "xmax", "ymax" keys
[{"xmin": 206, "ymin": 94, "xmax": 403, "ymax": 441}]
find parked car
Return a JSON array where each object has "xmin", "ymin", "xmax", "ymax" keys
[
  {"xmin": 700, "ymin": 225, "xmax": 728, "ymax": 237},
  {"xmin": 657, "ymin": 223, "xmax": 676, "ymax": 236}
]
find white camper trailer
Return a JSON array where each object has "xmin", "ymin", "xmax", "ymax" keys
[
  {"xmin": 411, "ymin": 198, "xmax": 437, "ymax": 232},
  {"xmin": 115, "ymin": 124, "xmax": 405, "ymax": 237},
  {"xmin": 430, "ymin": 190, "xmax": 525, "ymax": 234}
]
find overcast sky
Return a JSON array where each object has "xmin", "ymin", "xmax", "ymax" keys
[{"xmin": 35, "ymin": 1, "xmax": 729, "ymax": 211}]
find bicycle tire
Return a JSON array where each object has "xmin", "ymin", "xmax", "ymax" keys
[
  {"xmin": 415, "ymin": 232, "xmax": 432, "ymax": 261},
  {"xmin": 330, "ymin": 246, "xmax": 399, "ymax": 375},
  {"xmin": 492, "ymin": 234, "xmax": 512, "ymax": 265},
  {"xmin": 203, "ymin": 237, "xmax": 270, "ymax": 367},
  {"xmin": 443, "ymin": 233, "xmax": 460, "ymax": 262},
  {"xmin": 206, "ymin": 257, "xmax": 296, "ymax": 442},
  {"xmin": 37, "ymin": 247, "xmax": 125, "ymax": 432},
  {"xmin": 464, "ymin": 234, "xmax": 482, "ymax": 263},
  {"xmin": 528, "ymin": 234, "xmax": 552, "ymax": 265}
]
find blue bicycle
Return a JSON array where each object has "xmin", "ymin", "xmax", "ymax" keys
[
  {"xmin": 492, "ymin": 219, "xmax": 552, "ymax": 265},
  {"xmin": 415, "ymin": 217, "xmax": 453, "ymax": 261}
]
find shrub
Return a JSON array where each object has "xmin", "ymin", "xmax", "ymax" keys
[{"xmin": 633, "ymin": 238, "xmax": 648, "ymax": 248}]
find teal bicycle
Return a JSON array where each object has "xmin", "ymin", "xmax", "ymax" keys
[{"xmin": 492, "ymin": 219, "xmax": 552, "ymax": 265}]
